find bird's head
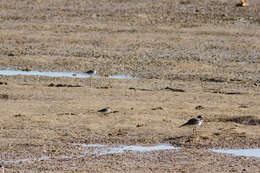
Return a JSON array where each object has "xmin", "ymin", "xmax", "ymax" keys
[{"xmin": 197, "ymin": 115, "xmax": 203, "ymax": 120}]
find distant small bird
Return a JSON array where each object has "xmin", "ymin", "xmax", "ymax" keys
[
  {"xmin": 179, "ymin": 115, "xmax": 203, "ymax": 133},
  {"xmin": 85, "ymin": 70, "xmax": 96, "ymax": 76},
  {"xmin": 241, "ymin": 0, "xmax": 249, "ymax": 7},
  {"xmin": 98, "ymin": 107, "xmax": 110, "ymax": 113},
  {"xmin": 85, "ymin": 70, "xmax": 96, "ymax": 87},
  {"xmin": 237, "ymin": 0, "xmax": 249, "ymax": 7},
  {"xmin": 0, "ymin": 165, "xmax": 5, "ymax": 173}
]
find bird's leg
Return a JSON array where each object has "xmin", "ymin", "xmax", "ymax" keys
[
  {"xmin": 90, "ymin": 77, "xmax": 92, "ymax": 88},
  {"xmin": 192, "ymin": 127, "xmax": 197, "ymax": 135}
]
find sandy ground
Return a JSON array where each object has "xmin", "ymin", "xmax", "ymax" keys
[{"xmin": 0, "ymin": 0, "xmax": 260, "ymax": 172}]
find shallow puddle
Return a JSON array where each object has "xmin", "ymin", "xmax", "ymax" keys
[
  {"xmin": 2, "ymin": 145, "xmax": 259, "ymax": 165},
  {"xmin": 107, "ymin": 74, "xmax": 133, "ymax": 79},
  {"xmin": 0, "ymin": 144, "xmax": 178, "ymax": 164},
  {"xmin": 210, "ymin": 148, "xmax": 260, "ymax": 158},
  {"xmin": 74, "ymin": 143, "xmax": 179, "ymax": 155},
  {"xmin": 0, "ymin": 69, "xmax": 134, "ymax": 79}
]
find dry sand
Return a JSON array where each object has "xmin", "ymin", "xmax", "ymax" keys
[{"xmin": 0, "ymin": 0, "xmax": 260, "ymax": 172}]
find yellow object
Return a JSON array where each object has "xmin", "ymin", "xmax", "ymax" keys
[{"xmin": 241, "ymin": 0, "xmax": 249, "ymax": 7}]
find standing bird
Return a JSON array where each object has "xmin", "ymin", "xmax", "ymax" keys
[
  {"xmin": 0, "ymin": 165, "xmax": 5, "ymax": 173},
  {"xmin": 236, "ymin": 0, "xmax": 249, "ymax": 7},
  {"xmin": 85, "ymin": 70, "xmax": 96, "ymax": 87},
  {"xmin": 240, "ymin": 0, "xmax": 249, "ymax": 6},
  {"xmin": 179, "ymin": 115, "xmax": 203, "ymax": 133},
  {"xmin": 98, "ymin": 107, "xmax": 111, "ymax": 113}
]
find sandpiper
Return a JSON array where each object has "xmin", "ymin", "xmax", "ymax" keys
[
  {"xmin": 241, "ymin": 0, "xmax": 249, "ymax": 7},
  {"xmin": 98, "ymin": 107, "xmax": 111, "ymax": 113},
  {"xmin": 179, "ymin": 115, "xmax": 203, "ymax": 133},
  {"xmin": 85, "ymin": 70, "xmax": 96, "ymax": 76},
  {"xmin": 85, "ymin": 70, "xmax": 96, "ymax": 87},
  {"xmin": 0, "ymin": 165, "xmax": 4, "ymax": 173}
]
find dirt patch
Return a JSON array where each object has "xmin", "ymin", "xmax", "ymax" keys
[
  {"xmin": 0, "ymin": 75, "xmax": 260, "ymax": 171},
  {"xmin": 166, "ymin": 130, "xmax": 260, "ymax": 149},
  {"xmin": 215, "ymin": 116, "xmax": 260, "ymax": 125},
  {"xmin": 0, "ymin": 0, "xmax": 260, "ymax": 172},
  {"xmin": 0, "ymin": 94, "xmax": 8, "ymax": 100}
]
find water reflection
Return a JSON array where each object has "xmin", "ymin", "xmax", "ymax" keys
[
  {"xmin": 0, "ymin": 69, "xmax": 134, "ymax": 79},
  {"xmin": 210, "ymin": 148, "xmax": 260, "ymax": 158},
  {"xmin": 0, "ymin": 144, "xmax": 177, "ymax": 164},
  {"xmin": 74, "ymin": 143, "xmax": 179, "ymax": 155}
]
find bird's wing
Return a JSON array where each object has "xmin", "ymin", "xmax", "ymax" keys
[
  {"xmin": 179, "ymin": 118, "xmax": 198, "ymax": 127},
  {"xmin": 98, "ymin": 108, "xmax": 106, "ymax": 112}
]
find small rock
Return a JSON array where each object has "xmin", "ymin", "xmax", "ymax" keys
[
  {"xmin": 195, "ymin": 105, "xmax": 204, "ymax": 110},
  {"xmin": 8, "ymin": 53, "xmax": 15, "ymax": 56},
  {"xmin": 136, "ymin": 123, "xmax": 144, "ymax": 127},
  {"xmin": 239, "ymin": 105, "xmax": 248, "ymax": 108},
  {"xmin": 0, "ymin": 94, "xmax": 8, "ymax": 99},
  {"xmin": 14, "ymin": 114, "xmax": 24, "ymax": 117},
  {"xmin": 48, "ymin": 83, "xmax": 55, "ymax": 87},
  {"xmin": 151, "ymin": 107, "xmax": 164, "ymax": 110},
  {"xmin": 0, "ymin": 82, "xmax": 7, "ymax": 85}
]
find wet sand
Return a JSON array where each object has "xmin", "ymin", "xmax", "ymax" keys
[
  {"xmin": 1, "ymin": 75, "xmax": 260, "ymax": 172},
  {"xmin": 0, "ymin": 0, "xmax": 260, "ymax": 172}
]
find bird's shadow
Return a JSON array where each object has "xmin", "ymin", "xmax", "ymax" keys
[{"xmin": 163, "ymin": 136, "xmax": 186, "ymax": 142}]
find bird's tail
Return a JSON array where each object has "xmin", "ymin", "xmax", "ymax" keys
[{"xmin": 179, "ymin": 124, "xmax": 186, "ymax": 128}]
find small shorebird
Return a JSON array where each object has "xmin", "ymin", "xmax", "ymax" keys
[
  {"xmin": 241, "ymin": 0, "xmax": 249, "ymax": 7},
  {"xmin": 98, "ymin": 107, "xmax": 111, "ymax": 113},
  {"xmin": 85, "ymin": 70, "xmax": 96, "ymax": 76},
  {"xmin": 0, "ymin": 165, "xmax": 5, "ymax": 173},
  {"xmin": 179, "ymin": 115, "xmax": 203, "ymax": 133},
  {"xmin": 85, "ymin": 70, "xmax": 96, "ymax": 87}
]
